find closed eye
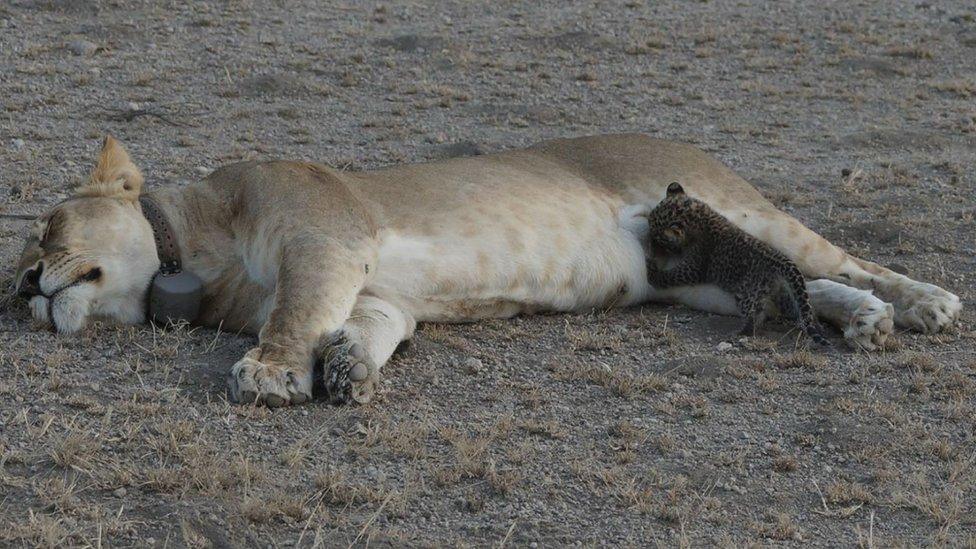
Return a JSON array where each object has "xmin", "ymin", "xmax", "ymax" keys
[{"xmin": 80, "ymin": 267, "xmax": 102, "ymax": 282}]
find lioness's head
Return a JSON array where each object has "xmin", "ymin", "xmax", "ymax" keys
[{"xmin": 14, "ymin": 137, "xmax": 159, "ymax": 333}]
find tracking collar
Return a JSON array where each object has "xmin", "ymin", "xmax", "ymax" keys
[{"xmin": 139, "ymin": 195, "xmax": 203, "ymax": 325}]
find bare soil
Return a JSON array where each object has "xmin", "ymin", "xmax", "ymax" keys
[{"xmin": 1, "ymin": 0, "xmax": 974, "ymax": 547}]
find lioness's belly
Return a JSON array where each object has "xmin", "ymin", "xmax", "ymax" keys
[{"xmin": 364, "ymin": 196, "xmax": 653, "ymax": 322}]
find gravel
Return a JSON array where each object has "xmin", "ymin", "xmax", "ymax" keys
[{"xmin": 0, "ymin": 0, "xmax": 974, "ymax": 547}]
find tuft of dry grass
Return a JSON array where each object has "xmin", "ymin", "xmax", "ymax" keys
[
  {"xmin": 548, "ymin": 358, "xmax": 668, "ymax": 398},
  {"xmin": 755, "ymin": 512, "xmax": 801, "ymax": 541},
  {"xmin": 775, "ymin": 351, "xmax": 828, "ymax": 370},
  {"xmin": 564, "ymin": 321, "xmax": 623, "ymax": 352},
  {"xmin": 825, "ymin": 479, "xmax": 874, "ymax": 505},
  {"xmin": 772, "ymin": 455, "xmax": 798, "ymax": 473},
  {"xmin": 49, "ymin": 431, "xmax": 98, "ymax": 472},
  {"xmin": 929, "ymin": 79, "xmax": 976, "ymax": 98}
]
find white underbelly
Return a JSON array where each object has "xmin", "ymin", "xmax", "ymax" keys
[
  {"xmin": 649, "ymin": 284, "xmax": 740, "ymax": 316},
  {"xmin": 366, "ymin": 204, "xmax": 654, "ymax": 322}
]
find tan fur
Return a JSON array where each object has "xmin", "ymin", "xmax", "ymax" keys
[
  {"xmin": 80, "ymin": 136, "xmax": 144, "ymax": 201},
  {"xmin": 14, "ymin": 134, "xmax": 962, "ymax": 405}
]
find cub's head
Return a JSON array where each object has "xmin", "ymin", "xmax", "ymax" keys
[
  {"xmin": 14, "ymin": 137, "xmax": 159, "ymax": 333},
  {"xmin": 647, "ymin": 182, "xmax": 701, "ymax": 254}
]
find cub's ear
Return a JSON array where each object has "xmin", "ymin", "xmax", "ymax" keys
[
  {"xmin": 666, "ymin": 182, "xmax": 685, "ymax": 198},
  {"xmin": 78, "ymin": 135, "xmax": 144, "ymax": 201}
]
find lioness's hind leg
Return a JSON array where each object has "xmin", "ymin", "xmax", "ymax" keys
[
  {"xmin": 806, "ymin": 279, "xmax": 893, "ymax": 350},
  {"xmin": 317, "ymin": 295, "xmax": 416, "ymax": 404},
  {"xmin": 717, "ymin": 203, "xmax": 959, "ymax": 337}
]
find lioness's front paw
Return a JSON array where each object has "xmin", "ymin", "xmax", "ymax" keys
[
  {"xmin": 892, "ymin": 282, "xmax": 961, "ymax": 334},
  {"xmin": 227, "ymin": 348, "xmax": 312, "ymax": 407},
  {"xmin": 318, "ymin": 335, "xmax": 380, "ymax": 405},
  {"xmin": 843, "ymin": 298, "xmax": 894, "ymax": 351}
]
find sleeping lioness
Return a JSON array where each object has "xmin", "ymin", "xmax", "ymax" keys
[{"xmin": 13, "ymin": 135, "xmax": 961, "ymax": 406}]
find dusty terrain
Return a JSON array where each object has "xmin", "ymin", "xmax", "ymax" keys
[{"xmin": 1, "ymin": 0, "xmax": 975, "ymax": 546}]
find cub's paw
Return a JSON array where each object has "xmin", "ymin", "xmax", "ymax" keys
[
  {"xmin": 317, "ymin": 334, "xmax": 380, "ymax": 405},
  {"xmin": 227, "ymin": 348, "xmax": 312, "ymax": 407},
  {"xmin": 843, "ymin": 298, "xmax": 894, "ymax": 351},
  {"xmin": 892, "ymin": 282, "xmax": 961, "ymax": 334}
]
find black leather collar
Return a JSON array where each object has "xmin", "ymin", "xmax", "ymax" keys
[{"xmin": 139, "ymin": 195, "xmax": 183, "ymax": 275}]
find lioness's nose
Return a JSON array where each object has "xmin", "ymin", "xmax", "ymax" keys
[{"xmin": 18, "ymin": 264, "xmax": 43, "ymax": 298}]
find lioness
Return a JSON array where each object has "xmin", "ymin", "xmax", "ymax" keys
[{"xmin": 14, "ymin": 135, "xmax": 961, "ymax": 406}]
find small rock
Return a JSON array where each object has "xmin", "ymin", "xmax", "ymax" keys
[
  {"xmin": 462, "ymin": 357, "xmax": 482, "ymax": 374},
  {"xmin": 886, "ymin": 262, "xmax": 910, "ymax": 276},
  {"xmin": 195, "ymin": 166, "xmax": 210, "ymax": 176},
  {"xmin": 716, "ymin": 341, "xmax": 733, "ymax": 352},
  {"xmin": 11, "ymin": 138, "xmax": 25, "ymax": 150},
  {"xmin": 113, "ymin": 487, "xmax": 127, "ymax": 497},
  {"xmin": 431, "ymin": 140, "xmax": 486, "ymax": 159},
  {"xmin": 67, "ymin": 39, "xmax": 98, "ymax": 56}
]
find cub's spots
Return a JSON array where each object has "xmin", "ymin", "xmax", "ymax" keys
[{"xmin": 644, "ymin": 187, "xmax": 828, "ymax": 345}]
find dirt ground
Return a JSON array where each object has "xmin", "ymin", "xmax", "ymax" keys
[{"xmin": 1, "ymin": 0, "xmax": 975, "ymax": 547}]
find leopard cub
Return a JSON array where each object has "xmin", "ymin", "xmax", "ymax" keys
[{"xmin": 645, "ymin": 182, "xmax": 828, "ymax": 345}]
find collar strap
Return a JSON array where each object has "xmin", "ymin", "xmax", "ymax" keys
[{"xmin": 139, "ymin": 195, "xmax": 182, "ymax": 275}]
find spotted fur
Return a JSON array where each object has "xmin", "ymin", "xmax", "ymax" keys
[{"xmin": 646, "ymin": 183, "xmax": 829, "ymax": 345}]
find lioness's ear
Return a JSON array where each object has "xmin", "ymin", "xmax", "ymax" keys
[
  {"xmin": 78, "ymin": 135, "xmax": 144, "ymax": 201},
  {"xmin": 666, "ymin": 182, "xmax": 685, "ymax": 198}
]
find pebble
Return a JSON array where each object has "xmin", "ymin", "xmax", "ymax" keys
[
  {"xmin": 462, "ymin": 357, "xmax": 482, "ymax": 374},
  {"xmin": 11, "ymin": 138, "xmax": 25, "ymax": 150},
  {"xmin": 113, "ymin": 487, "xmax": 127, "ymax": 497},
  {"xmin": 195, "ymin": 166, "xmax": 211, "ymax": 175},
  {"xmin": 716, "ymin": 341, "xmax": 733, "ymax": 352},
  {"xmin": 67, "ymin": 39, "xmax": 98, "ymax": 56}
]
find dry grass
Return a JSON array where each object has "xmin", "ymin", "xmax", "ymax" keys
[
  {"xmin": 772, "ymin": 455, "xmax": 798, "ymax": 473},
  {"xmin": 825, "ymin": 480, "xmax": 874, "ymax": 505},
  {"xmin": 548, "ymin": 358, "xmax": 669, "ymax": 398},
  {"xmin": 930, "ymin": 79, "xmax": 976, "ymax": 98},
  {"xmin": 1, "ymin": 1, "xmax": 975, "ymax": 546},
  {"xmin": 755, "ymin": 512, "xmax": 801, "ymax": 541}
]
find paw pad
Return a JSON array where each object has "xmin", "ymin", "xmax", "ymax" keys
[{"xmin": 317, "ymin": 334, "xmax": 379, "ymax": 405}]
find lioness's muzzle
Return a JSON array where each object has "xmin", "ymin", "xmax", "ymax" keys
[{"xmin": 17, "ymin": 264, "xmax": 43, "ymax": 298}]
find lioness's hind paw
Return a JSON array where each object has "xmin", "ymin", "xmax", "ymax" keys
[
  {"xmin": 318, "ymin": 335, "xmax": 380, "ymax": 405},
  {"xmin": 844, "ymin": 298, "xmax": 894, "ymax": 351},
  {"xmin": 894, "ymin": 284, "xmax": 961, "ymax": 334}
]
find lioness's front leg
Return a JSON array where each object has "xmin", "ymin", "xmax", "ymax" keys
[{"xmin": 227, "ymin": 238, "xmax": 373, "ymax": 407}]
